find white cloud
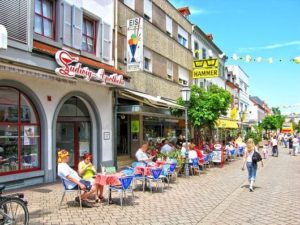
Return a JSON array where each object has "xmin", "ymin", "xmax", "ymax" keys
[
  {"xmin": 190, "ymin": 7, "xmax": 207, "ymax": 15},
  {"xmin": 239, "ymin": 41, "xmax": 300, "ymax": 52}
]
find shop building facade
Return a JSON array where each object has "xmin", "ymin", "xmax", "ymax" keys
[
  {"xmin": 115, "ymin": 0, "xmax": 193, "ymax": 165},
  {"xmin": 0, "ymin": 0, "xmax": 125, "ymax": 188}
]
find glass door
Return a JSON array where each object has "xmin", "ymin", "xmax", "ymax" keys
[{"xmin": 56, "ymin": 122, "xmax": 75, "ymax": 167}]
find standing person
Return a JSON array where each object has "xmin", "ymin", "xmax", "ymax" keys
[
  {"xmin": 283, "ymin": 134, "xmax": 289, "ymax": 148},
  {"xmin": 241, "ymin": 139, "xmax": 264, "ymax": 192},
  {"xmin": 271, "ymin": 136, "xmax": 278, "ymax": 157},
  {"xmin": 292, "ymin": 135, "xmax": 299, "ymax": 156},
  {"xmin": 160, "ymin": 139, "xmax": 173, "ymax": 154}
]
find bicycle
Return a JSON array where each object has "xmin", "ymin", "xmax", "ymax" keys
[{"xmin": 0, "ymin": 185, "xmax": 29, "ymax": 225}]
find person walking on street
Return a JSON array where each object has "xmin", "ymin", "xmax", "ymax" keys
[
  {"xmin": 271, "ymin": 136, "xmax": 278, "ymax": 157},
  {"xmin": 241, "ymin": 139, "xmax": 264, "ymax": 192},
  {"xmin": 292, "ymin": 135, "xmax": 299, "ymax": 156}
]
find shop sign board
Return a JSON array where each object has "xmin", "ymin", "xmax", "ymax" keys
[
  {"xmin": 127, "ymin": 17, "xmax": 143, "ymax": 72},
  {"xmin": 131, "ymin": 120, "xmax": 139, "ymax": 133},
  {"xmin": 55, "ymin": 50, "xmax": 125, "ymax": 86},
  {"xmin": 192, "ymin": 58, "xmax": 219, "ymax": 79}
]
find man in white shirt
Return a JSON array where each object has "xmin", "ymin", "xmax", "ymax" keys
[
  {"xmin": 271, "ymin": 136, "xmax": 278, "ymax": 157},
  {"xmin": 135, "ymin": 142, "xmax": 154, "ymax": 163}
]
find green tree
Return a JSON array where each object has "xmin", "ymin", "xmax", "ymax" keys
[
  {"xmin": 260, "ymin": 115, "xmax": 278, "ymax": 131},
  {"xmin": 171, "ymin": 84, "xmax": 232, "ymax": 144}
]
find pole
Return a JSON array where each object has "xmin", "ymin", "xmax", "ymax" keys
[
  {"xmin": 114, "ymin": 0, "xmax": 118, "ymax": 69},
  {"xmin": 184, "ymin": 107, "xmax": 189, "ymax": 177}
]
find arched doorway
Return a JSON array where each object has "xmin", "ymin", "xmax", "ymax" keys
[{"xmin": 56, "ymin": 96, "xmax": 91, "ymax": 169}]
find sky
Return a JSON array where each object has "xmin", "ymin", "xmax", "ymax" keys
[{"xmin": 170, "ymin": 0, "xmax": 300, "ymax": 115}]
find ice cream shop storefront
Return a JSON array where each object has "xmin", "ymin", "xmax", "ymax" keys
[{"xmin": 0, "ymin": 47, "xmax": 125, "ymax": 189}]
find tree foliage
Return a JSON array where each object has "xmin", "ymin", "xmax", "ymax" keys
[{"xmin": 171, "ymin": 84, "xmax": 232, "ymax": 129}]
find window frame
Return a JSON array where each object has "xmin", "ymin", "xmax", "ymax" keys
[
  {"xmin": 144, "ymin": 57, "xmax": 151, "ymax": 72},
  {"xmin": 167, "ymin": 60, "xmax": 173, "ymax": 80},
  {"xmin": 0, "ymin": 87, "xmax": 41, "ymax": 176},
  {"xmin": 82, "ymin": 16, "xmax": 97, "ymax": 55},
  {"xmin": 34, "ymin": 0, "xmax": 56, "ymax": 39}
]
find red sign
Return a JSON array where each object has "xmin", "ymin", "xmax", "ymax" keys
[{"xmin": 55, "ymin": 50, "xmax": 125, "ymax": 86}]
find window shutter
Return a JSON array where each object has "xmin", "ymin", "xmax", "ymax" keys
[
  {"xmin": 124, "ymin": 0, "xmax": 135, "ymax": 10},
  {"xmin": 0, "ymin": 0, "xmax": 28, "ymax": 44},
  {"xmin": 72, "ymin": 6, "xmax": 82, "ymax": 49},
  {"xmin": 178, "ymin": 67, "xmax": 189, "ymax": 85},
  {"xmin": 102, "ymin": 22, "xmax": 111, "ymax": 61},
  {"xmin": 166, "ymin": 15, "xmax": 172, "ymax": 35},
  {"xmin": 63, "ymin": 1, "xmax": 72, "ymax": 46},
  {"xmin": 144, "ymin": 0, "xmax": 152, "ymax": 19},
  {"xmin": 167, "ymin": 60, "xmax": 173, "ymax": 76}
]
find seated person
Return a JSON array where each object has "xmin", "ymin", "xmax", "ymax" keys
[
  {"xmin": 57, "ymin": 149, "xmax": 101, "ymax": 207},
  {"xmin": 135, "ymin": 142, "xmax": 155, "ymax": 164},
  {"xmin": 160, "ymin": 139, "xmax": 173, "ymax": 155},
  {"xmin": 181, "ymin": 143, "xmax": 188, "ymax": 157},
  {"xmin": 188, "ymin": 146, "xmax": 198, "ymax": 163},
  {"xmin": 78, "ymin": 153, "xmax": 104, "ymax": 203}
]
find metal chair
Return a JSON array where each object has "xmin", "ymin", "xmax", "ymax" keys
[
  {"xmin": 108, "ymin": 176, "xmax": 134, "ymax": 209},
  {"xmin": 146, "ymin": 168, "xmax": 164, "ymax": 193},
  {"xmin": 167, "ymin": 163, "xmax": 177, "ymax": 183},
  {"xmin": 59, "ymin": 177, "xmax": 82, "ymax": 209},
  {"xmin": 190, "ymin": 158, "xmax": 201, "ymax": 176}
]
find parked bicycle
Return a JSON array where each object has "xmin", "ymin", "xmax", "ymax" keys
[{"xmin": 0, "ymin": 185, "xmax": 29, "ymax": 225}]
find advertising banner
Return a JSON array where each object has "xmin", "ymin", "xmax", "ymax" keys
[
  {"xmin": 127, "ymin": 17, "xmax": 143, "ymax": 72},
  {"xmin": 193, "ymin": 58, "xmax": 219, "ymax": 79}
]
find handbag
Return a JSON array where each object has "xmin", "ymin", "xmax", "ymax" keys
[{"xmin": 252, "ymin": 150, "xmax": 262, "ymax": 164}]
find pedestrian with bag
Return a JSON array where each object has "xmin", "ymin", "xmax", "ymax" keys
[{"xmin": 241, "ymin": 139, "xmax": 264, "ymax": 192}]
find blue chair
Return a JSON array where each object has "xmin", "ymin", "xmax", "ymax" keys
[
  {"xmin": 229, "ymin": 149, "xmax": 236, "ymax": 160},
  {"xmin": 59, "ymin": 177, "xmax": 82, "ymax": 209},
  {"xmin": 203, "ymin": 154, "xmax": 210, "ymax": 169},
  {"xmin": 239, "ymin": 147, "xmax": 245, "ymax": 157},
  {"xmin": 130, "ymin": 163, "xmax": 146, "ymax": 192},
  {"xmin": 190, "ymin": 158, "xmax": 201, "ymax": 176},
  {"xmin": 108, "ymin": 176, "xmax": 134, "ymax": 209},
  {"xmin": 146, "ymin": 168, "xmax": 164, "ymax": 193},
  {"xmin": 167, "ymin": 163, "xmax": 177, "ymax": 182}
]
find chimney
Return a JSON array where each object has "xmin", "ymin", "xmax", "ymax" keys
[
  {"xmin": 177, "ymin": 7, "xmax": 191, "ymax": 18},
  {"xmin": 206, "ymin": 33, "xmax": 213, "ymax": 41}
]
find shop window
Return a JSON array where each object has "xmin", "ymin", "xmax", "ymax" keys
[
  {"xmin": 34, "ymin": 0, "xmax": 55, "ymax": 39},
  {"xmin": 82, "ymin": 17, "xmax": 96, "ymax": 54},
  {"xmin": 0, "ymin": 87, "xmax": 40, "ymax": 174}
]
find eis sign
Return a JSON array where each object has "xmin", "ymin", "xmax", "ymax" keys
[{"xmin": 55, "ymin": 50, "xmax": 125, "ymax": 86}]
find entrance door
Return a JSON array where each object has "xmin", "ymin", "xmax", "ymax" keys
[{"xmin": 56, "ymin": 97, "xmax": 91, "ymax": 169}]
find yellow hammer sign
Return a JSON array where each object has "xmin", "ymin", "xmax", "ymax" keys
[{"xmin": 193, "ymin": 59, "xmax": 219, "ymax": 79}]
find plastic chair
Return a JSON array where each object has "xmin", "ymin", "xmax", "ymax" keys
[
  {"xmin": 146, "ymin": 168, "xmax": 164, "ymax": 193},
  {"xmin": 202, "ymin": 154, "xmax": 210, "ymax": 170},
  {"xmin": 59, "ymin": 177, "xmax": 82, "ymax": 209},
  {"xmin": 108, "ymin": 176, "xmax": 134, "ymax": 209},
  {"xmin": 131, "ymin": 163, "xmax": 146, "ymax": 192},
  {"xmin": 167, "ymin": 163, "xmax": 177, "ymax": 182},
  {"xmin": 190, "ymin": 158, "xmax": 201, "ymax": 176}
]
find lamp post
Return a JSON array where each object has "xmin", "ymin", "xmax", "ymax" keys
[{"xmin": 181, "ymin": 86, "xmax": 191, "ymax": 177}]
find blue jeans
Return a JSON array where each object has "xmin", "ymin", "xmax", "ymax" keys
[{"xmin": 246, "ymin": 162, "xmax": 257, "ymax": 181}]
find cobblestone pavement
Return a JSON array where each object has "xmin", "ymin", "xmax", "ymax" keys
[{"xmin": 7, "ymin": 147, "xmax": 300, "ymax": 225}]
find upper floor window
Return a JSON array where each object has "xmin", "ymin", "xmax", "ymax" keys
[
  {"xmin": 34, "ymin": 0, "xmax": 55, "ymax": 38},
  {"xmin": 166, "ymin": 15, "xmax": 172, "ymax": 37},
  {"xmin": 202, "ymin": 48, "xmax": 207, "ymax": 59},
  {"xmin": 124, "ymin": 0, "xmax": 135, "ymax": 10},
  {"xmin": 178, "ymin": 66, "xmax": 189, "ymax": 86},
  {"xmin": 167, "ymin": 60, "xmax": 173, "ymax": 80},
  {"xmin": 177, "ymin": 26, "xmax": 188, "ymax": 48},
  {"xmin": 194, "ymin": 42, "xmax": 199, "ymax": 59},
  {"xmin": 82, "ymin": 17, "xmax": 96, "ymax": 54},
  {"xmin": 144, "ymin": 0, "xmax": 152, "ymax": 22},
  {"xmin": 144, "ymin": 48, "xmax": 152, "ymax": 72}
]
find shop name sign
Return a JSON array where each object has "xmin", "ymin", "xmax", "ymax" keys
[
  {"xmin": 55, "ymin": 50, "xmax": 125, "ymax": 86},
  {"xmin": 192, "ymin": 58, "xmax": 219, "ymax": 79}
]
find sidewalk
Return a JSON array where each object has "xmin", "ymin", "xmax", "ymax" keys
[{"xmin": 6, "ymin": 147, "xmax": 300, "ymax": 225}]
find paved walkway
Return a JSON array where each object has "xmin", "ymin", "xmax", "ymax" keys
[{"xmin": 7, "ymin": 147, "xmax": 300, "ymax": 225}]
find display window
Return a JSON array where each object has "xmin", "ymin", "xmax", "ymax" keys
[{"xmin": 0, "ymin": 87, "xmax": 41, "ymax": 175}]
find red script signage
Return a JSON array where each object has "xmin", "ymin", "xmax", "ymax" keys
[{"xmin": 55, "ymin": 50, "xmax": 125, "ymax": 86}]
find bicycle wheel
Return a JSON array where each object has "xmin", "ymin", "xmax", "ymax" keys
[{"xmin": 0, "ymin": 197, "xmax": 29, "ymax": 225}]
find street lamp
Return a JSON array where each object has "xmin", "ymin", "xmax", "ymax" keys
[{"xmin": 181, "ymin": 86, "xmax": 191, "ymax": 177}]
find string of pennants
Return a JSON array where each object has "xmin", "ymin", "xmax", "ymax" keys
[{"xmin": 218, "ymin": 53, "xmax": 300, "ymax": 64}]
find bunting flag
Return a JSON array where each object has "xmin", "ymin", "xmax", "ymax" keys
[{"xmin": 194, "ymin": 49, "xmax": 300, "ymax": 64}]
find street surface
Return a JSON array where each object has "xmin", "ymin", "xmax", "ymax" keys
[{"xmin": 12, "ymin": 147, "xmax": 300, "ymax": 225}]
